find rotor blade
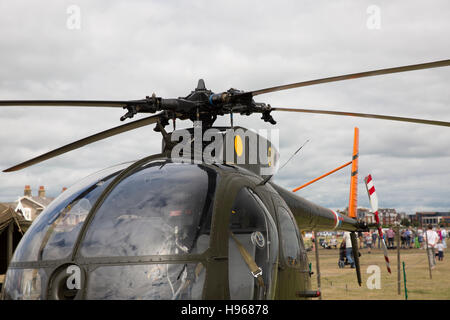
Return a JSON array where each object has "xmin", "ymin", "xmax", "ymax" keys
[
  {"xmin": 0, "ymin": 100, "xmax": 147, "ymax": 107},
  {"xmin": 364, "ymin": 174, "xmax": 392, "ymax": 274},
  {"xmin": 249, "ymin": 59, "xmax": 450, "ymax": 96},
  {"xmin": 272, "ymin": 107, "xmax": 450, "ymax": 127},
  {"xmin": 350, "ymin": 232, "xmax": 362, "ymax": 287},
  {"xmin": 3, "ymin": 113, "xmax": 162, "ymax": 172}
]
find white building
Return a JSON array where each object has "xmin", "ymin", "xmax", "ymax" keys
[{"xmin": 14, "ymin": 186, "xmax": 55, "ymax": 221}]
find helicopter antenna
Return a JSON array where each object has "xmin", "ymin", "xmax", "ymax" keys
[
  {"xmin": 259, "ymin": 139, "xmax": 310, "ymax": 185},
  {"xmin": 279, "ymin": 139, "xmax": 310, "ymax": 172}
]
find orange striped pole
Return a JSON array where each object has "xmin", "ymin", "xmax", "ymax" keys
[
  {"xmin": 348, "ymin": 127, "xmax": 359, "ymax": 218},
  {"xmin": 292, "ymin": 160, "xmax": 352, "ymax": 192}
]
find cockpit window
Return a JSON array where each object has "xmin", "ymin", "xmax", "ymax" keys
[
  {"xmin": 86, "ymin": 263, "xmax": 205, "ymax": 300},
  {"xmin": 228, "ymin": 188, "xmax": 278, "ymax": 300},
  {"xmin": 277, "ymin": 207, "xmax": 302, "ymax": 268},
  {"xmin": 11, "ymin": 162, "xmax": 131, "ymax": 262},
  {"xmin": 2, "ymin": 268, "xmax": 47, "ymax": 300},
  {"xmin": 80, "ymin": 162, "xmax": 217, "ymax": 257}
]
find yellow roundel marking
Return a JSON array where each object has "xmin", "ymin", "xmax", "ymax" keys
[
  {"xmin": 234, "ymin": 135, "xmax": 243, "ymax": 157},
  {"xmin": 268, "ymin": 146, "xmax": 272, "ymax": 167}
]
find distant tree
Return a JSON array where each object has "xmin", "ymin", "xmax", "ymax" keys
[{"xmin": 400, "ymin": 218, "xmax": 411, "ymax": 227}]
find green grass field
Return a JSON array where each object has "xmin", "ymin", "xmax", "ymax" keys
[
  {"xmin": 1, "ymin": 241, "xmax": 448, "ymax": 300},
  {"xmin": 307, "ymin": 240, "xmax": 450, "ymax": 300}
]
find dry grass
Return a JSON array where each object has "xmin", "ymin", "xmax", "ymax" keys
[
  {"xmin": 307, "ymin": 240, "xmax": 450, "ymax": 300},
  {"xmin": 1, "ymin": 243, "xmax": 448, "ymax": 300}
]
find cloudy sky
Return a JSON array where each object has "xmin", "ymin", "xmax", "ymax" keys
[{"xmin": 0, "ymin": 0, "xmax": 449, "ymax": 215}]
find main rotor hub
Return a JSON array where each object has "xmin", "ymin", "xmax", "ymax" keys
[{"xmin": 121, "ymin": 79, "xmax": 276, "ymax": 130}]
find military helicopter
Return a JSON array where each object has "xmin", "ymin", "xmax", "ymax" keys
[{"xmin": 0, "ymin": 59, "xmax": 449, "ymax": 300}]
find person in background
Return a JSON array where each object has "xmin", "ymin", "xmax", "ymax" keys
[
  {"xmin": 386, "ymin": 227, "xmax": 395, "ymax": 249},
  {"xmin": 366, "ymin": 231, "xmax": 373, "ymax": 254},
  {"xmin": 358, "ymin": 231, "xmax": 363, "ymax": 249},
  {"xmin": 342, "ymin": 231, "xmax": 355, "ymax": 268},
  {"xmin": 378, "ymin": 233, "xmax": 383, "ymax": 249},
  {"xmin": 436, "ymin": 240, "xmax": 444, "ymax": 261},
  {"xmin": 409, "ymin": 227, "xmax": 415, "ymax": 248},
  {"xmin": 441, "ymin": 227, "xmax": 447, "ymax": 249},
  {"xmin": 372, "ymin": 231, "xmax": 378, "ymax": 249},
  {"xmin": 417, "ymin": 228, "xmax": 424, "ymax": 249},
  {"xmin": 330, "ymin": 235, "xmax": 338, "ymax": 249},
  {"xmin": 425, "ymin": 224, "xmax": 439, "ymax": 269},
  {"xmin": 405, "ymin": 228, "xmax": 411, "ymax": 249},
  {"xmin": 400, "ymin": 229, "xmax": 406, "ymax": 248},
  {"xmin": 415, "ymin": 230, "xmax": 420, "ymax": 249},
  {"xmin": 437, "ymin": 225, "xmax": 443, "ymax": 243}
]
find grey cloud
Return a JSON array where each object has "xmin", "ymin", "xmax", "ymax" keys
[{"xmin": 0, "ymin": 0, "xmax": 449, "ymax": 216}]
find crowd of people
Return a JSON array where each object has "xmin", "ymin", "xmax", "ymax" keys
[
  {"xmin": 357, "ymin": 225, "xmax": 448, "ymax": 254},
  {"xmin": 315, "ymin": 225, "xmax": 448, "ymax": 269}
]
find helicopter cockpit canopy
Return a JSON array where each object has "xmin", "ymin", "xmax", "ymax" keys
[
  {"xmin": 2, "ymin": 158, "xmax": 217, "ymax": 300},
  {"xmin": 79, "ymin": 161, "xmax": 217, "ymax": 258}
]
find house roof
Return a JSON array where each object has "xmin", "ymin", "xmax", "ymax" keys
[
  {"xmin": 0, "ymin": 202, "xmax": 16, "ymax": 209},
  {"xmin": 0, "ymin": 203, "xmax": 31, "ymax": 234},
  {"xmin": 17, "ymin": 195, "xmax": 54, "ymax": 209},
  {"xmin": 416, "ymin": 212, "xmax": 450, "ymax": 216},
  {"xmin": 30, "ymin": 196, "xmax": 54, "ymax": 207}
]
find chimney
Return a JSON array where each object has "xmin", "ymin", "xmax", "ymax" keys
[
  {"xmin": 62, "ymin": 187, "xmax": 67, "ymax": 193},
  {"xmin": 24, "ymin": 185, "xmax": 32, "ymax": 197},
  {"xmin": 38, "ymin": 186, "xmax": 46, "ymax": 198}
]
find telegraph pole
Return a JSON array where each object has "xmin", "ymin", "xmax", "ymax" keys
[
  {"xmin": 424, "ymin": 225, "xmax": 432, "ymax": 279},
  {"xmin": 313, "ymin": 231, "xmax": 322, "ymax": 299},
  {"xmin": 396, "ymin": 223, "xmax": 401, "ymax": 295},
  {"xmin": 7, "ymin": 222, "xmax": 14, "ymax": 267}
]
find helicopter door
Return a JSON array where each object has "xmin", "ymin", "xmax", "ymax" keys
[
  {"xmin": 228, "ymin": 188, "xmax": 278, "ymax": 300},
  {"xmin": 277, "ymin": 207, "xmax": 303, "ymax": 268},
  {"xmin": 275, "ymin": 206, "xmax": 310, "ymax": 299}
]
